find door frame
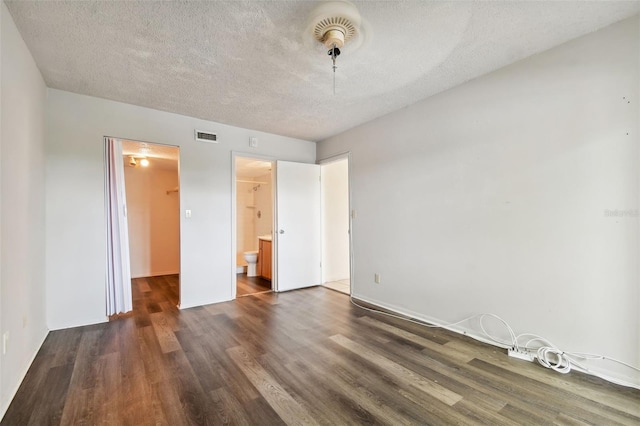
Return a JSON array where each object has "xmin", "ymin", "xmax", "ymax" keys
[
  {"xmin": 231, "ymin": 151, "xmax": 353, "ymax": 297},
  {"xmin": 318, "ymin": 152, "xmax": 353, "ymax": 295},
  {"xmin": 230, "ymin": 151, "xmax": 277, "ymax": 298},
  {"xmin": 105, "ymin": 136, "xmax": 182, "ymax": 307}
]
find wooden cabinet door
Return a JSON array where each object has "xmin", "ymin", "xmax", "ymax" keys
[
  {"xmin": 263, "ymin": 240, "xmax": 272, "ymax": 280},
  {"xmin": 257, "ymin": 240, "xmax": 263, "ymax": 277}
]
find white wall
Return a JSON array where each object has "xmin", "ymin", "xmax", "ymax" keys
[
  {"xmin": 124, "ymin": 161, "xmax": 180, "ymax": 278},
  {"xmin": 46, "ymin": 90, "xmax": 315, "ymax": 329},
  {"xmin": 236, "ymin": 173, "xmax": 272, "ymax": 270},
  {"xmin": 318, "ymin": 16, "xmax": 640, "ymax": 386},
  {"xmin": 236, "ymin": 180, "xmax": 256, "ymax": 262},
  {"xmin": 254, "ymin": 172, "xmax": 273, "ymax": 238},
  {"xmin": 0, "ymin": 2, "xmax": 48, "ymax": 416},
  {"xmin": 321, "ymin": 158, "xmax": 350, "ymax": 283}
]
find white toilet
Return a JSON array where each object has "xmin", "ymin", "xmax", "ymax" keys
[{"xmin": 243, "ymin": 251, "xmax": 259, "ymax": 277}]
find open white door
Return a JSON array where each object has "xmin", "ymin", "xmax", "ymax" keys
[{"xmin": 275, "ymin": 161, "xmax": 321, "ymax": 292}]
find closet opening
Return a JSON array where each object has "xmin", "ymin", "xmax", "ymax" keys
[{"xmin": 107, "ymin": 138, "xmax": 181, "ymax": 320}]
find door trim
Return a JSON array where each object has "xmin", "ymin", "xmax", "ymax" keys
[
  {"xmin": 318, "ymin": 152, "xmax": 353, "ymax": 295},
  {"xmin": 230, "ymin": 151, "xmax": 277, "ymax": 299}
]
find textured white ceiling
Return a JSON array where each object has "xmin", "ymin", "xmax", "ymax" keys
[{"xmin": 5, "ymin": 1, "xmax": 639, "ymax": 142}]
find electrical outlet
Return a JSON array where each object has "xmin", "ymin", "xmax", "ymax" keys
[
  {"xmin": 508, "ymin": 347, "xmax": 534, "ymax": 362},
  {"xmin": 374, "ymin": 273, "xmax": 381, "ymax": 284},
  {"xmin": 23, "ymin": 315, "xmax": 28, "ymax": 328},
  {"xmin": 3, "ymin": 332, "xmax": 9, "ymax": 355}
]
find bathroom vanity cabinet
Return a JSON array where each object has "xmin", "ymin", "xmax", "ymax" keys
[{"xmin": 258, "ymin": 238, "xmax": 272, "ymax": 280}]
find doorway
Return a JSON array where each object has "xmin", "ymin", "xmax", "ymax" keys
[
  {"xmin": 234, "ymin": 156, "xmax": 274, "ymax": 297},
  {"xmin": 320, "ymin": 156, "xmax": 351, "ymax": 295},
  {"xmin": 121, "ymin": 140, "xmax": 181, "ymax": 313}
]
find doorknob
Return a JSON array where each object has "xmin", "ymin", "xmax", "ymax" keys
[{"xmin": 279, "ymin": 229, "xmax": 285, "ymax": 234}]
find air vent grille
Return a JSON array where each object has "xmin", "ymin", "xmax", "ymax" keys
[{"xmin": 195, "ymin": 130, "xmax": 218, "ymax": 143}]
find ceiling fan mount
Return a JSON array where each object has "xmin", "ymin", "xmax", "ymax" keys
[{"xmin": 308, "ymin": 1, "xmax": 365, "ymax": 93}]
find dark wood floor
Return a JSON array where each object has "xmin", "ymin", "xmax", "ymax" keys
[
  {"xmin": 3, "ymin": 283, "xmax": 639, "ymax": 425},
  {"xmin": 132, "ymin": 274, "xmax": 180, "ymax": 315},
  {"xmin": 236, "ymin": 273, "xmax": 271, "ymax": 296}
]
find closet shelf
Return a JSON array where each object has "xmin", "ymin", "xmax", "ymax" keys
[{"xmin": 237, "ymin": 180, "xmax": 268, "ymax": 184}]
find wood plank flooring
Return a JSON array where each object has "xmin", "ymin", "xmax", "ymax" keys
[
  {"xmin": 2, "ymin": 280, "xmax": 639, "ymax": 425},
  {"xmin": 236, "ymin": 273, "xmax": 271, "ymax": 297},
  {"xmin": 132, "ymin": 274, "xmax": 180, "ymax": 315}
]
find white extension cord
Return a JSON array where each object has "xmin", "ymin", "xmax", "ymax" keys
[{"xmin": 349, "ymin": 296, "xmax": 640, "ymax": 389}]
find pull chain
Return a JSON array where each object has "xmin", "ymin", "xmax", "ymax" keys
[
  {"xmin": 328, "ymin": 43, "xmax": 341, "ymax": 95},
  {"xmin": 333, "ymin": 65, "xmax": 336, "ymax": 95}
]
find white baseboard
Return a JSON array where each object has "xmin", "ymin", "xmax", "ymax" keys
[{"xmin": 131, "ymin": 270, "xmax": 180, "ymax": 279}]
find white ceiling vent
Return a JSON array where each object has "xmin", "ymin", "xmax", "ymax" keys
[{"xmin": 195, "ymin": 130, "xmax": 218, "ymax": 143}]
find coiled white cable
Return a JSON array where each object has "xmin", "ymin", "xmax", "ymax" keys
[
  {"xmin": 514, "ymin": 332, "xmax": 640, "ymax": 385},
  {"xmin": 536, "ymin": 347, "xmax": 572, "ymax": 373}
]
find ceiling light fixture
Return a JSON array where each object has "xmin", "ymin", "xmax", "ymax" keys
[
  {"xmin": 310, "ymin": 1, "xmax": 362, "ymax": 94},
  {"xmin": 128, "ymin": 155, "xmax": 150, "ymax": 167}
]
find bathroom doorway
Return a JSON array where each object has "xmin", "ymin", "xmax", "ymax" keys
[
  {"xmin": 121, "ymin": 140, "xmax": 181, "ymax": 312},
  {"xmin": 234, "ymin": 156, "xmax": 274, "ymax": 297},
  {"xmin": 320, "ymin": 156, "xmax": 351, "ymax": 295}
]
